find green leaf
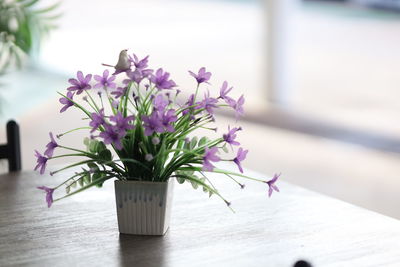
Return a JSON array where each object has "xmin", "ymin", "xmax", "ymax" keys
[
  {"xmin": 200, "ymin": 177, "xmax": 210, "ymax": 195},
  {"xmin": 88, "ymin": 140, "xmax": 98, "ymax": 153},
  {"xmin": 83, "ymin": 173, "xmax": 91, "ymax": 184},
  {"xmin": 222, "ymin": 145, "xmax": 229, "ymax": 153},
  {"xmin": 78, "ymin": 177, "xmax": 84, "ymax": 187},
  {"xmin": 96, "ymin": 180, "xmax": 105, "ymax": 188},
  {"xmin": 183, "ymin": 139, "xmax": 190, "ymax": 150},
  {"xmin": 96, "ymin": 141, "xmax": 107, "ymax": 153},
  {"xmin": 190, "ymin": 137, "xmax": 198, "ymax": 150},
  {"xmin": 92, "ymin": 172, "xmax": 102, "ymax": 181},
  {"xmin": 55, "ymin": 175, "xmax": 113, "ymax": 203},
  {"xmin": 191, "ymin": 180, "xmax": 199, "ymax": 189},
  {"xmin": 85, "ymin": 139, "xmax": 106, "ymax": 154},
  {"xmin": 20, "ymin": 0, "xmax": 40, "ymax": 8},
  {"xmin": 41, "ymin": 13, "xmax": 63, "ymax": 21},
  {"xmin": 198, "ymin": 137, "xmax": 208, "ymax": 147},
  {"xmin": 92, "ymin": 172, "xmax": 105, "ymax": 188},
  {"xmin": 83, "ymin": 137, "xmax": 90, "ymax": 150},
  {"xmin": 118, "ymin": 158, "xmax": 151, "ymax": 171},
  {"xmin": 174, "ymin": 174, "xmax": 218, "ymax": 197},
  {"xmin": 176, "ymin": 177, "xmax": 185, "ymax": 184},
  {"xmin": 70, "ymin": 181, "xmax": 77, "ymax": 188},
  {"xmin": 87, "ymin": 162, "xmax": 99, "ymax": 172},
  {"xmin": 99, "ymin": 149, "xmax": 112, "ymax": 161}
]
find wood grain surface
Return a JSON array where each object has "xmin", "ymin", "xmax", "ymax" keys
[{"xmin": 1, "ymin": 166, "xmax": 400, "ymax": 267}]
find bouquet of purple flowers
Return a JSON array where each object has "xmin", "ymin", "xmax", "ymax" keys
[{"xmin": 35, "ymin": 50, "xmax": 280, "ymax": 209}]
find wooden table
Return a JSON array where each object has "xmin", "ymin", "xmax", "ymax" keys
[{"xmin": 1, "ymin": 167, "xmax": 400, "ymax": 267}]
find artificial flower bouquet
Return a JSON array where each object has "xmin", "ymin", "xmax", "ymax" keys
[{"xmin": 35, "ymin": 50, "xmax": 280, "ymax": 214}]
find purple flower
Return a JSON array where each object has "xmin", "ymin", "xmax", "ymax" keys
[
  {"xmin": 219, "ymin": 81, "xmax": 234, "ymax": 103},
  {"xmin": 142, "ymin": 112, "xmax": 164, "ymax": 136},
  {"xmin": 124, "ymin": 69, "xmax": 142, "ymax": 84},
  {"xmin": 129, "ymin": 54, "xmax": 149, "ymax": 69},
  {"xmin": 111, "ymin": 87, "xmax": 127, "ymax": 99},
  {"xmin": 142, "ymin": 69, "xmax": 154, "ymax": 77},
  {"xmin": 99, "ymin": 124, "xmax": 125, "ymax": 150},
  {"xmin": 182, "ymin": 94, "xmax": 195, "ymax": 117},
  {"xmin": 94, "ymin": 69, "xmax": 116, "ymax": 89},
  {"xmin": 150, "ymin": 68, "xmax": 176, "ymax": 90},
  {"xmin": 37, "ymin": 186, "xmax": 55, "ymax": 208},
  {"xmin": 44, "ymin": 132, "xmax": 58, "ymax": 157},
  {"xmin": 112, "ymin": 100, "xmax": 120, "ymax": 109},
  {"xmin": 89, "ymin": 109, "xmax": 105, "ymax": 133},
  {"xmin": 110, "ymin": 112, "xmax": 135, "ymax": 133},
  {"xmin": 265, "ymin": 173, "xmax": 280, "ymax": 197},
  {"xmin": 202, "ymin": 147, "xmax": 220, "ymax": 171},
  {"xmin": 189, "ymin": 67, "xmax": 211, "ymax": 84},
  {"xmin": 228, "ymin": 95, "xmax": 245, "ymax": 120},
  {"xmin": 59, "ymin": 91, "xmax": 75, "ymax": 113},
  {"xmin": 223, "ymin": 126, "xmax": 241, "ymax": 146},
  {"xmin": 153, "ymin": 94, "xmax": 168, "ymax": 111},
  {"xmin": 233, "ymin": 147, "xmax": 248, "ymax": 173},
  {"xmin": 124, "ymin": 68, "xmax": 153, "ymax": 84},
  {"xmin": 160, "ymin": 109, "xmax": 177, "ymax": 132},
  {"xmin": 34, "ymin": 150, "xmax": 48, "ymax": 175},
  {"xmin": 67, "ymin": 71, "xmax": 92, "ymax": 95},
  {"xmin": 197, "ymin": 91, "xmax": 218, "ymax": 115}
]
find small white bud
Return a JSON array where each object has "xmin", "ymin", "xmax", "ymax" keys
[
  {"xmin": 145, "ymin": 154, "xmax": 153, "ymax": 162},
  {"xmin": 152, "ymin": 137, "xmax": 160, "ymax": 145}
]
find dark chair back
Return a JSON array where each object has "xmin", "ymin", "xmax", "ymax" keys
[
  {"xmin": 0, "ymin": 120, "xmax": 21, "ymax": 172},
  {"xmin": 294, "ymin": 260, "xmax": 312, "ymax": 267}
]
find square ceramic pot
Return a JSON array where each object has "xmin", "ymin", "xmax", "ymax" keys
[{"xmin": 114, "ymin": 178, "xmax": 174, "ymax": 235}]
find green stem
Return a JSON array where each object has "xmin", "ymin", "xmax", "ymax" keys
[
  {"xmin": 212, "ymin": 168, "xmax": 266, "ymax": 183},
  {"xmin": 106, "ymin": 89, "xmax": 117, "ymax": 115},
  {"xmin": 50, "ymin": 159, "xmax": 95, "ymax": 175},
  {"xmin": 194, "ymin": 83, "xmax": 200, "ymax": 102},
  {"xmin": 99, "ymin": 93, "xmax": 104, "ymax": 109},
  {"xmin": 54, "ymin": 172, "xmax": 82, "ymax": 189},
  {"xmin": 199, "ymin": 171, "xmax": 219, "ymax": 192},
  {"xmin": 85, "ymin": 91, "xmax": 100, "ymax": 112},
  {"xmin": 171, "ymin": 174, "xmax": 234, "ymax": 213},
  {"xmin": 177, "ymin": 166, "xmax": 265, "ymax": 183},
  {"xmin": 58, "ymin": 145, "xmax": 93, "ymax": 157},
  {"xmin": 58, "ymin": 127, "xmax": 91, "ymax": 137},
  {"xmin": 224, "ymin": 173, "xmax": 244, "ymax": 188},
  {"xmin": 50, "ymin": 153, "xmax": 87, "ymax": 159},
  {"xmin": 57, "ymin": 92, "xmax": 92, "ymax": 119},
  {"xmin": 53, "ymin": 175, "xmax": 113, "ymax": 202},
  {"xmin": 123, "ymin": 83, "xmax": 132, "ymax": 117},
  {"xmin": 142, "ymin": 86, "xmax": 156, "ymax": 109}
]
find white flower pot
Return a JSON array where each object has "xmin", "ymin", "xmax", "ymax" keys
[{"xmin": 114, "ymin": 179, "xmax": 174, "ymax": 235}]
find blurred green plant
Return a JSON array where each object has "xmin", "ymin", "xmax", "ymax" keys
[{"xmin": 0, "ymin": 0, "xmax": 60, "ymax": 74}]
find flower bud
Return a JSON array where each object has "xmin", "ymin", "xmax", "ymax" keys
[
  {"xmin": 152, "ymin": 137, "xmax": 160, "ymax": 145},
  {"xmin": 145, "ymin": 154, "xmax": 154, "ymax": 161}
]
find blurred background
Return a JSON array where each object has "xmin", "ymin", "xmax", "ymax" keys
[{"xmin": 1, "ymin": 0, "xmax": 400, "ymax": 219}]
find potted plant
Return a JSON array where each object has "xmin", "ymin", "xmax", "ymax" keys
[
  {"xmin": 0, "ymin": 0, "xmax": 59, "ymax": 113},
  {"xmin": 35, "ymin": 50, "xmax": 280, "ymax": 235},
  {"xmin": 0, "ymin": 0, "xmax": 60, "ymax": 73}
]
